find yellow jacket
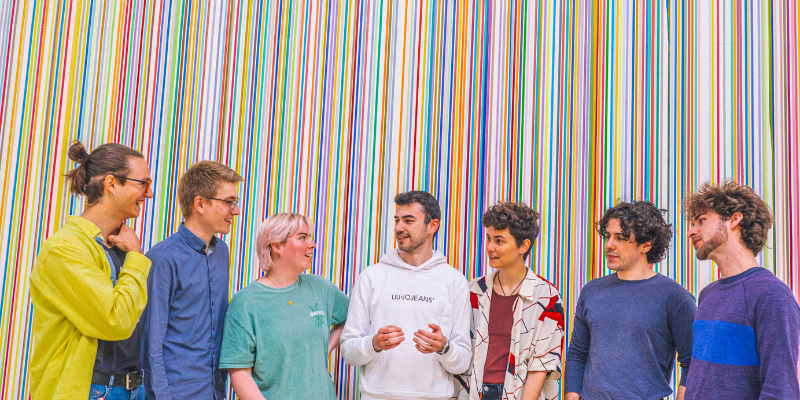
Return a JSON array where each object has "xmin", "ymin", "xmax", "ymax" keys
[{"xmin": 29, "ymin": 216, "xmax": 151, "ymax": 400}]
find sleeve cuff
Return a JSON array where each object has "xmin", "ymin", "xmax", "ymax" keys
[
  {"xmin": 123, "ymin": 252, "xmax": 152, "ymax": 277},
  {"xmin": 218, "ymin": 362, "xmax": 255, "ymax": 370},
  {"xmin": 527, "ymin": 356, "xmax": 562, "ymax": 380},
  {"xmin": 360, "ymin": 335, "xmax": 380, "ymax": 359}
]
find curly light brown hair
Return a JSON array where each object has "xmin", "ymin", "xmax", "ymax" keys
[{"xmin": 683, "ymin": 181, "xmax": 773, "ymax": 255}]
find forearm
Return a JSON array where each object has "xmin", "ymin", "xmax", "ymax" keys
[
  {"xmin": 563, "ymin": 358, "xmax": 587, "ymax": 393},
  {"xmin": 329, "ymin": 324, "xmax": 344, "ymax": 354},
  {"xmin": 230, "ymin": 369, "xmax": 266, "ymax": 400},
  {"xmin": 520, "ymin": 371, "xmax": 546, "ymax": 400}
]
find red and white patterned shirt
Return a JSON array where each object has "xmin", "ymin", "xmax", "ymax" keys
[{"xmin": 453, "ymin": 268, "xmax": 564, "ymax": 400}]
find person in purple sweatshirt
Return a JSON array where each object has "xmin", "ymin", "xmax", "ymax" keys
[{"xmin": 683, "ymin": 181, "xmax": 800, "ymax": 400}]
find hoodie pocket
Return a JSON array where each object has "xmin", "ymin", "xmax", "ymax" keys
[{"xmin": 362, "ymin": 346, "xmax": 450, "ymax": 397}]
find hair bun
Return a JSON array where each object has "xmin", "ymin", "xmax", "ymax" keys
[{"xmin": 67, "ymin": 141, "xmax": 90, "ymax": 164}]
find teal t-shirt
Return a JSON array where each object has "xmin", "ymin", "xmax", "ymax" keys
[{"xmin": 219, "ymin": 274, "xmax": 350, "ymax": 399}]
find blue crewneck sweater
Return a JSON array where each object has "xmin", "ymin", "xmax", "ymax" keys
[{"xmin": 565, "ymin": 273, "xmax": 696, "ymax": 399}]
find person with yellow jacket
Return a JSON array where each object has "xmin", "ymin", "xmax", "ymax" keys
[{"xmin": 29, "ymin": 141, "xmax": 154, "ymax": 400}]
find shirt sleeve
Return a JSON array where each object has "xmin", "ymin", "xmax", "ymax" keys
[
  {"xmin": 141, "ymin": 249, "xmax": 175, "ymax": 400},
  {"xmin": 564, "ymin": 291, "xmax": 590, "ymax": 394},
  {"xmin": 219, "ymin": 307, "xmax": 257, "ymax": 370},
  {"xmin": 527, "ymin": 289, "xmax": 565, "ymax": 380},
  {"xmin": 328, "ymin": 281, "xmax": 350, "ymax": 326},
  {"xmin": 37, "ymin": 243, "xmax": 151, "ymax": 341},
  {"xmin": 435, "ymin": 278, "xmax": 472, "ymax": 375},
  {"xmin": 340, "ymin": 273, "xmax": 380, "ymax": 366},
  {"xmin": 753, "ymin": 287, "xmax": 800, "ymax": 399},
  {"xmin": 669, "ymin": 294, "xmax": 697, "ymax": 387}
]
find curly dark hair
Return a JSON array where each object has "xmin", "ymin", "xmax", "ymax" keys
[
  {"xmin": 481, "ymin": 202, "xmax": 540, "ymax": 260},
  {"xmin": 683, "ymin": 181, "xmax": 773, "ymax": 256},
  {"xmin": 596, "ymin": 201, "xmax": 673, "ymax": 264}
]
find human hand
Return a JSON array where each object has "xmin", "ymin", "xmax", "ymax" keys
[
  {"xmin": 414, "ymin": 323, "xmax": 446, "ymax": 353},
  {"xmin": 372, "ymin": 325, "xmax": 404, "ymax": 352},
  {"xmin": 564, "ymin": 392, "xmax": 581, "ymax": 400},
  {"xmin": 107, "ymin": 223, "xmax": 143, "ymax": 254}
]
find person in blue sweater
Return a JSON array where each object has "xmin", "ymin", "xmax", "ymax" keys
[
  {"xmin": 565, "ymin": 201, "xmax": 696, "ymax": 400},
  {"xmin": 683, "ymin": 181, "xmax": 800, "ymax": 400}
]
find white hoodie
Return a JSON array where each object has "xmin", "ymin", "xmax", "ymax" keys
[{"xmin": 340, "ymin": 249, "xmax": 472, "ymax": 400}]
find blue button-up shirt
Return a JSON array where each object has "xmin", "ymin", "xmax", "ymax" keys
[{"xmin": 141, "ymin": 224, "xmax": 230, "ymax": 399}]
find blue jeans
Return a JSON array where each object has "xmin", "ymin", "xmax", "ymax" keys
[
  {"xmin": 481, "ymin": 383, "xmax": 504, "ymax": 400},
  {"xmin": 88, "ymin": 384, "xmax": 145, "ymax": 400}
]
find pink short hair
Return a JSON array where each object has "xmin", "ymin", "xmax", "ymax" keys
[{"xmin": 256, "ymin": 213, "xmax": 314, "ymax": 273}]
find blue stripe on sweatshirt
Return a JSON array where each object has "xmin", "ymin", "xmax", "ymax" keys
[{"xmin": 692, "ymin": 320, "xmax": 760, "ymax": 366}]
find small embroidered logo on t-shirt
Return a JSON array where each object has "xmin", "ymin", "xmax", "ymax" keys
[{"xmin": 309, "ymin": 304, "xmax": 325, "ymax": 328}]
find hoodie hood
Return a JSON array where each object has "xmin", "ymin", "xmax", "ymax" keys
[{"xmin": 379, "ymin": 248, "xmax": 448, "ymax": 273}]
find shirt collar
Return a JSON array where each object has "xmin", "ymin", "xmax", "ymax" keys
[
  {"xmin": 470, "ymin": 268, "xmax": 542, "ymax": 299},
  {"xmin": 65, "ymin": 215, "xmax": 102, "ymax": 239},
  {"xmin": 178, "ymin": 223, "xmax": 218, "ymax": 254}
]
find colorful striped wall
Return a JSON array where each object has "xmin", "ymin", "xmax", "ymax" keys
[{"xmin": 1, "ymin": 1, "xmax": 798, "ymax": 399}]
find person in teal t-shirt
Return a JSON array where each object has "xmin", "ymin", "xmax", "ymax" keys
[{"xmin": 220, "ymin": 213, "xmax": 349, "ymax": 400}]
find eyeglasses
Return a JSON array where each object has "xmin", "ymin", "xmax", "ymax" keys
[
  {"xmin": 206, "ymin": 197, "xmax": 240, "ymax": 210},
  {"xmin": 118, "ymin": 176, "xmax": 152, "ymax": 191}
]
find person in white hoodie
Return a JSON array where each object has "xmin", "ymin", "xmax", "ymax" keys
[{"xmin": 341, "ymin": 191, "xmax": 472, "ymax": 400}]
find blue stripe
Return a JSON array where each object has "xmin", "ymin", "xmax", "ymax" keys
[{"xmin": 692, "ymin": 319, "xmax": 760, "ymax": 366}]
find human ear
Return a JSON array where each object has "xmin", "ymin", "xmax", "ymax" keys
[
  {"xmin": 103, "ymin": 175, "xmax": 117, "ymax": 196},
  {"xmin": 270, "ymin": 242, "xmax": 283, "ymax": 257},
  {"xmin": 193, "ymin": 196, "xmax": 205, "ymax": 215},
  {"xmin": 641, "ymin": 241, "xmax": 653, "ymax": 254},
  {"xmin": 428, "ymin": 219, "xmax": 440, "ymax": 235},
  {"xmin": 729, "ymin": 212, "xmax": 744, "ymax": 230},
  {"xmin": 519, "ymin": 239, "xmax": 531, "ymax": 255}
]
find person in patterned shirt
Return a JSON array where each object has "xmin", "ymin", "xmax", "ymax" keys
[{"xmin": 454, "ymin": 202, "xmax": 565, "ymax": 400}]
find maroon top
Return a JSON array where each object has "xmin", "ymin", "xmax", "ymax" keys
[{"xmin": 483, "ymin": 289, "xmax": 517, "ymax": 384}]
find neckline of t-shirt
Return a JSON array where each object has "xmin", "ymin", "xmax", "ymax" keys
[
  {"xmin": 611, "ymin": 272, "xmax": 661, "ymax": 285},
  {"xmin": 718, "ymin": 267, "xmax": 764, "ymax": 286},
  {"xmin": 491, "ymin": 288, "xmax": 519, "ymax": 299},
  {"xmin": 255, "ymin": 276, "xmax": 301, "ymax": 291}
]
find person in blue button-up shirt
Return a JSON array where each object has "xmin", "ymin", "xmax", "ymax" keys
[{"xmin": 141, "ymin": 161, "xmax": 244, "ymax": 399}]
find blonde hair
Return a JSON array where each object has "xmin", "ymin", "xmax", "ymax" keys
[{"xmin": 256, "ymin": 213, "xmax": 314, "ymax": 273}]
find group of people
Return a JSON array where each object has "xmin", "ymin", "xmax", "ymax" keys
[{"xmin": 28, "ymin": 141, "xmax": 800, "ymax": 400}]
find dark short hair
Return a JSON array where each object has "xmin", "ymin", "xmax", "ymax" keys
[
  {"xmin": 683, "ymin": 181, "xmax": 773, "ymax": 255},
  {"xmin": 596, "ymin": 201, "xmax": 672, "ymax": 264},
  {"xmin": 64, "ymin": 141, "xmax": 145, "ymax": 204},
  {"xmin": 394, "ymin": 191, "xmax": 441, "ymax": 224},
  {"xmin": 482, "ymin": 202, "xmax": 540, "ymax": 260}
]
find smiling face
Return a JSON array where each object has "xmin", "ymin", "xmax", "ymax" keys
[
  {"xmin": 602, "ymin": 218, "xmax": 651, "ymax": 272},
  {"xmin": 113, "ymin": 157, "xmax": 153, "ymax": 220},
  {"xmin": 485, "ymin": 226, "xmax": 529, "ymax": 270},
  {"xmin": 273, "ymin": 224, "xmax": 316, "ymax": 273},
  {"xmin": 201, "ymin": 181, "xmax": 241, "ymax": 235},
  {"xmin": 688, "ymin": 212, "xmax": 729, "ymax": 260},
  {"xmin": 394, "ymin": 203, "xmax": 436, "ymax": 253}
]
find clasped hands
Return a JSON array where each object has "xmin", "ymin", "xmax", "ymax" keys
[{"xmin": 371, "ymin": 324, "xmax": 447, "ymax": 353}]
